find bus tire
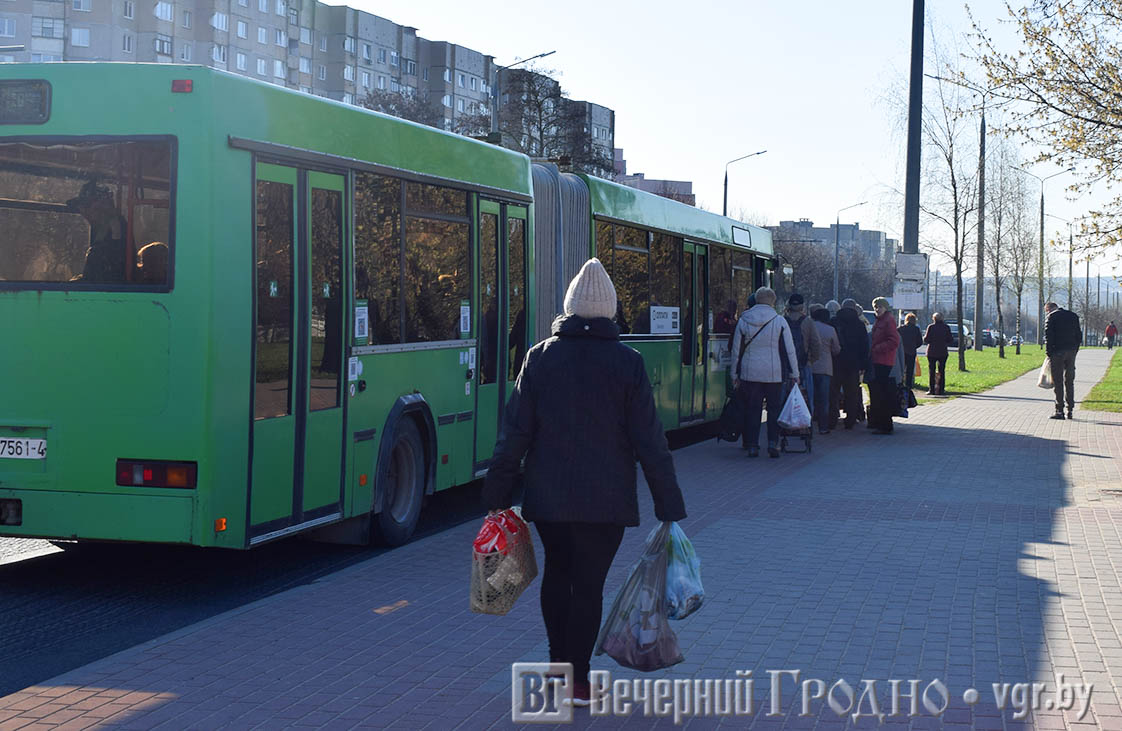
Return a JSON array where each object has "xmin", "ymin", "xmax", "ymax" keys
[{"xmin": 372, "ymin": 418, "xmax": 425, "ymax": 546}]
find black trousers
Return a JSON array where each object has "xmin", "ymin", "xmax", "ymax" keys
[
  {"xmin": 927, "ymin": 355, "xmax": 947, "ymax": 394},
  {"xmin": 534, "ymin": 521, "xmax": 625, "ymax": 681},
  {"xmin": 836, "ymin": 366, "xmax": 862, "ymax": 427},
  {"xmin": 740, "ymin": 380, "xmax": 783, "ymax": 448},
  {"xmin": 868, "ymin": 364, "xmax": 895, "ymax": 431},
  {"xmin": 903, "ymin": 353, "xmax": 917, "ymax": 390},
  {"xmin": 1049, "ymin": 349, "xmax": 1078, "ymax": 412}
]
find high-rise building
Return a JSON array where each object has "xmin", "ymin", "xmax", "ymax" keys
[{"xmin": 0, "ymin": 0, "xmax": 610, "ymax": 165}]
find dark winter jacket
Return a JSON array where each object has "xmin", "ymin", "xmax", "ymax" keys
[
  {"xmin": 898, "ymin": 323, "xmax": 923, "ymax": 357},
  {"xmin": 482, "ymin": 314, "xmax": 687, "ymax": 526},
  {"xmin": 1045, "ymin": 308, "xmax": 1082, "ymax": 356},
  {"xmin": 923, "ymin": 321, "xmax": 953, "ymax": 360},
  {"xmin": 834, "ymin": 307, "xmax": 870, "ymax": 371}
]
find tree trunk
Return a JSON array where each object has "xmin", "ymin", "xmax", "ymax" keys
[
  {"xmin": 956, "ymin": 262, "xmax": 967, "ymax": 371},
  {"xmin": 1015, "ymin": 292, "xmax": 1022, "ymax": 355},
  {"xmin": 996, "ymin": 280, "xmax": 1005, "ymax": 358}
]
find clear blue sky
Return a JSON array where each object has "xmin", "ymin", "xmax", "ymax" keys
[{"xmin": 334, "ymin": 0, "xmax": 1114, "ymax": 276}]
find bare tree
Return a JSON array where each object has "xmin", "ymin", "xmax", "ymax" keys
[
  {"xmin": 985, "ymin": 136, "xmax": 1021, "ymax": 358},
  {"xmin": 918, "ymin": 37, "xmax": 979, "ymax": 371},
  {"xmin": 360, "ymin": 89, "xmax": 443, "ymax": 129},
  {"xmin": 498, "ymin": 67, "xmax": 568, "ymax": 159},
  {"xmin": 1006, "ymin": 202, "xmax": 1035, "ymax": 355}
]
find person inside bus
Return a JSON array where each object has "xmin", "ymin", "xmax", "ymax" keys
[
  {"xmin": 68, "ymin": 180, "xmax": 127, "ymax": 284},
  {"xmin": 135, "ymin": 241, "xmax": 168, "ymax": 285},
  {"xmin": 714, "ymin": 300, "xmax": 738, "ymax": 334}
]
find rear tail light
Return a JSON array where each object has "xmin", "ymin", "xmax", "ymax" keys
[
  {"xmin": 116, "ymin": 459, "xmax": 197, "ymax": 488},
  {"xmin": 171, "ymin": 79, "xmax": 193, "ymax": 93}
]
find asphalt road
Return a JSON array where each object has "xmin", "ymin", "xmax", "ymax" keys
[{"xmin": 0, "ymin": 424, "xmax": 714, "ymax": 698}]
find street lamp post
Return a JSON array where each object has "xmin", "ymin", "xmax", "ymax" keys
[
  {"xmin": 722, "ymin": 150, "xmax": 767, "ymax": 217},
  {"xmin": 1012, "ymin": 166, "xmax": 1072, "ymax": 347},
  {"xmin": 833, "ymin": 201, "xmax": 867, "ymax": 302},
  {"xmin": 489, "ymin": 50, "xmax": 556, "ymax": 142}
]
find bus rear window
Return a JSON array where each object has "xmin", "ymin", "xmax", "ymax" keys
[{"xmin": 0, "ymin": 138, "xmax": 175, "ymax": 288}]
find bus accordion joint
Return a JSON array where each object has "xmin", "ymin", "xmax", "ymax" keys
[
  {"xmin": 115, "ymin": 459, "xmax": 198, "ymax": 489},
  {"xmin": 171, "ymin": 79, "xmax": 193, "ymax": 93}
]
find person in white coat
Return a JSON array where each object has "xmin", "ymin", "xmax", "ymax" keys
[{"xmin": 730, "ymin": 287, "xmax": 799, "ymax": 458}]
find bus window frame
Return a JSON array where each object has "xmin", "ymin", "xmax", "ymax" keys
[{"xmin": 0, "ymin": 134, "xmax": 179, "ymax": 293}]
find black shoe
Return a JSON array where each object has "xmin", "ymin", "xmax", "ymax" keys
[
  {"xmin": 1050, "ymin": 412, "xmax": 1066, "ymax": 420},
  {"xmin": 819, "ymin": 428, "xmax": 830, "ymax": 435},
  {"xmin": 872, "ymin": 428, "xmax": 893, "ymax": 435},
  {"xmin": 747, "ymin": 446, "xmax": 759, "ymax": 458},
  {"xmin": 767, "ymin": 446, "xmax": 780, "ymax": 458},
  {"xmin": 1067, "ymin": 410, "xmax": 1074, "ymax": 419}
]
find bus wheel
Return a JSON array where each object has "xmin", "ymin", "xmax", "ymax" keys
[{"xmin": 373, "ymin": 418, "xmax": 425, "ymax": 546}]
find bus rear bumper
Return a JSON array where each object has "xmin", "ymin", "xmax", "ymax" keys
[{"xmin": 0, "ymin": 487, "xmax": 194, "ymax": 544}]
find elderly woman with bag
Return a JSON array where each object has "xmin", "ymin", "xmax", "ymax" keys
[
  {"xmin": 483, "ymin": 258, "xmax": 686, "ymax": 706},
  {"xmin": 731, "ymin": 286, "xmax": 799, "ymax": 458},
  {"xmin": 867, "ymin": 297, "xmax": 901, "ymax": 434}
]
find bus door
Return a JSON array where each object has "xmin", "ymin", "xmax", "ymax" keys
[
  {"xmin": 250, "ymin": 163, "xmax": 347, "ymax": 542},
  {"xmin": 473, "ymin": 201, "xmax": 528, "ymax": 475},
  {"xmin": 679, "ymin": 243, "xmax": 709, "ymax": 423}
]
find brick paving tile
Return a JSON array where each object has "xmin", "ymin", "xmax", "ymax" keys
[{"xmin": 3, "ymin": 350, "xmax": 1122, "ymax": 729}]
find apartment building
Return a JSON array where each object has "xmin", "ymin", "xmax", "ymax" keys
[
  {"xmin": 0, "ymin": 0, "xmax": 613, "ymax": 168},
  {"xmin": 772, "ymin": 219, "xmax": 898, "ymax": 264}
]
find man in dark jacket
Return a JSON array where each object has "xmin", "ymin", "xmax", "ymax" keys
[
  {"xmin": 483, "ymin": 258, "xmax": 686, "ymax": 704},
  {"xmin": 923, "ymin": 313, "xmax": 953, "ymax": 395},
  {"xmin": 897, "ymin": 313, "xmax": 923, "ymax": 391},
  {"xmin": 1045, "ymin": 302, "xmax": 1082, "ymax": 419},
  {"xmin": 835, "ymin": 299, "xmax": 870, "ymax": 429}
]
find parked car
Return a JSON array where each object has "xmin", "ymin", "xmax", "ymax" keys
[
  {"xmin": 1009, "ymin": 335, "xmax": 1023, "ymax": 346},
  {"xmin": 946, "ymin": 322, "xmax": 974, "ymax": 349},
  {"xmin": 981, "ymin": 329, "xmax": 996, "ymax": 347}
]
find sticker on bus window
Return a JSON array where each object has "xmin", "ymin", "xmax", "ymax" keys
[
  {"xmin": 348, "ymin": 357, "xmax": 359, "ymax": 382},
  {"xmin": 468, "ymin": 347, "xmax": 476, "ymax": 370},
  {"xmin": 460, "ymin": 303, "xmax": 471, "ymax": 334},
  {"xmin": 460, "ymin": 351, "xmax": 467, "ymax": 365},
  {"xmin": 650, "ymin": 306, "xmax": 681, "ymax": 334},
  {"xmin": 269, "ymin": 281, "xmax": 278, "ymax": 298},
  {"xmin": 354, "ymin": 301, "xmax": 369, "ymax": 344}
]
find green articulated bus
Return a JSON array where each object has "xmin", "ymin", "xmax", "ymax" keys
[{"xmin": 0, "ymin": 64, "xmax": 773, "ymax": 549}]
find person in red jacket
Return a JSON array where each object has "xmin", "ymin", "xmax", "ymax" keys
[
  {"xmin": 1107, "ymin": 321, "xmax": 1118, "ymax": 349},
  {"xmin": 868, "ymin": 297, "xmax": 901, "ymax": 434}
]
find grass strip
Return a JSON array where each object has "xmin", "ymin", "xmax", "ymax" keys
[{"xmin": 1082, "ymin": 349, "xmax": 1122, "ymax": 412}]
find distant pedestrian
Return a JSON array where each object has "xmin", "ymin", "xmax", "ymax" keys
[
  {"xmin": 867, "ymin": 297, "xmax": 900, "ymax": 435},
  {"xmin": 897, "ymin": 312, "xmax": 923, "ymax": 391},
  {"xmin": 482, "ymin": 258, "xmax": 687, "ymax": 706},
  {"xmin": 731, "ymin": 287, "xmax": 799, "ymax": 458},
  {"xmin": 923, "ymin": 313, "xmax": 952, "ymax": 395},
  {"xmin": 1044, "ymin": 302, "xmax": 1082, "ymax": 420},
  {"xmin": 810, "ymin": 307, "xmax": 840, "ymax": 434},
  {"xmin": 783, "ymin": 293, "xmax": 823, "ymax": 413},
  {"xmin": 825, "ymin": 299, "xmax": 844, "ymax": 427},
  {"xmin": 1107, "ymin": 321, "xmax": 1117, "ymax": 349},
  {"xmin": 835, "ymin": 298, "xmax": 870, "ymax": 429}
]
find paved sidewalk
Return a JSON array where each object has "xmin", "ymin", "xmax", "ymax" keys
[{"xmin": 1, "ymin": 350, "xmax": 1121, "ymax": 730}]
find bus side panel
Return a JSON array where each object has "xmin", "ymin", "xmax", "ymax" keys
[
  {"xmin": 345, "ymin": 346, "xmax": 475, "ymax": 513},
  {"xmin": 625, "ymin": 341, "xmax": 682, "ymax": 429}
]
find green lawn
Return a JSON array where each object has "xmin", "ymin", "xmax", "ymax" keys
[
  {"xmin": 918, "ymin": 347, "xmax": 1045, "ymax": 400},
  {"xmin": 1082, "ymin": 349, "xmax": 1122, "ymax": 412}
]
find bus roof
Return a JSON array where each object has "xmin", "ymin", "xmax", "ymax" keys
[
  {"xmin": 576, "ymin": 173, "xmax": 773, "ymax": 257},
  {"xmin": 0, "ymin": 63, "xmax": 534, "ymax": 199}
]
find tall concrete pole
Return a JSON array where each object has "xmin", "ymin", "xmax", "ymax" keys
[{"xmin": 902, "ymin": 0, "xmax": 924, "ymax": 255}]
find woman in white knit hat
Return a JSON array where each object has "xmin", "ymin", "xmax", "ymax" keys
[{"xmin": 484, "ymin": 257, "xmax": 687, "ymax": 705}]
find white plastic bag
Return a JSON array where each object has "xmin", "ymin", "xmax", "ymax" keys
[
  {"xmin": 1037, "ymin": 358, "xmax": 1053, "ymax": 389},
  {"xmin": 778, "ymin": 385, "xmax": 811, "ymax": 430}
]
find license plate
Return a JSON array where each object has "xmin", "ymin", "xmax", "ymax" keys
[{"xmin": 0, "ymin": 438, "xmax": 46, "ymax": 459}]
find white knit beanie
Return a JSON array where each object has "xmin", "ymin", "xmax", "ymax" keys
[{"xmin": 563, "ymin": 258, "xmax": 617, "ymax": 320}]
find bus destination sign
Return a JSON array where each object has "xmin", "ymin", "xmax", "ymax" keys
[{"xmin": 0, "ymin": 80, "xmax": 51, "ymax": 125}]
